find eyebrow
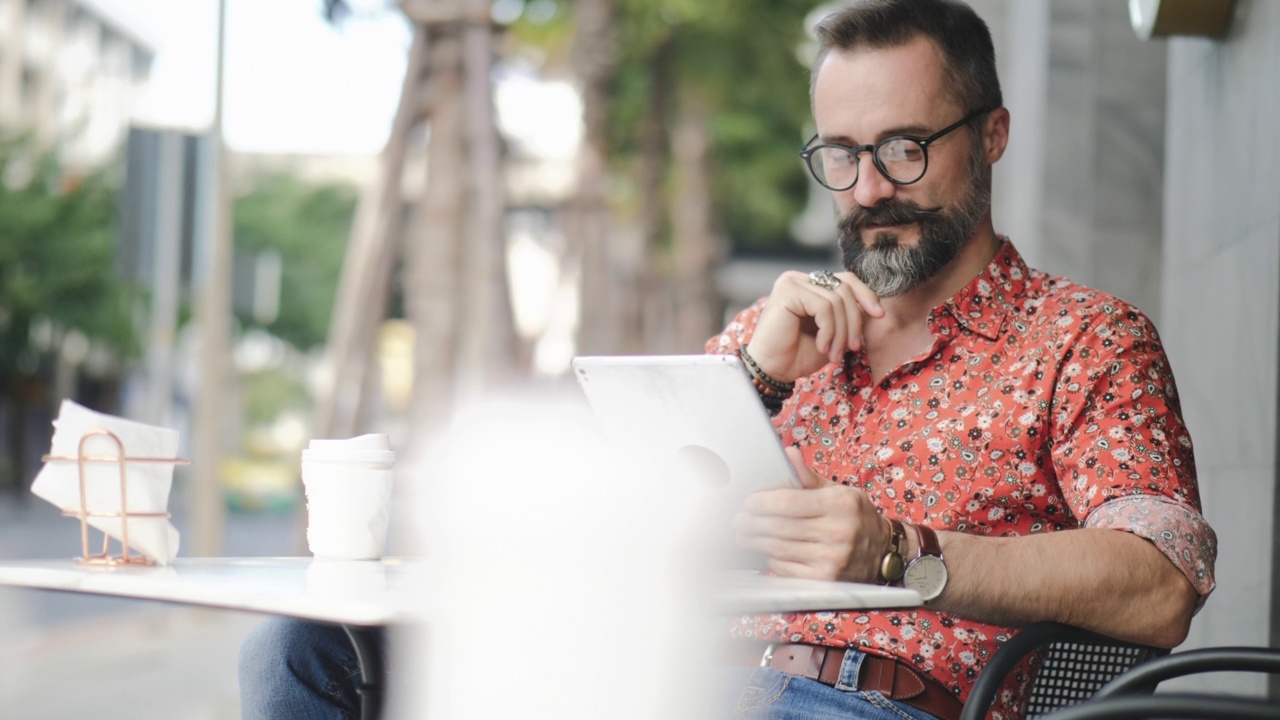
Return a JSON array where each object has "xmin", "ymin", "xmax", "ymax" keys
[{"xmin": 820, "ymin": 122, "xmax": 937, "ymax": 146}]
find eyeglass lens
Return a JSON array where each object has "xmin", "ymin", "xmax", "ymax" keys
[{"xmin": 810, "ymin": 138, "xmax": 925, "ymax": 189}]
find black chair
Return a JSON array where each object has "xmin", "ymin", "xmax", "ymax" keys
[
  {"xmin": 959, "ymin": 622, "xmax": 1169, "ymax": 720},
  {"xmin": 1091, "ymin": 646, "xmax": 1280, "ymax": 699},
  {"xmin": 342, "ymin": 624, "xmax": 386, "ymax": 720},
  {"xmin": 1037, "ymin": 693, "xmax": 1280, "ymax": 719},
  {"xmin": 1031, "ymin": 646, "xmax": 1280, "ymax": 719}
]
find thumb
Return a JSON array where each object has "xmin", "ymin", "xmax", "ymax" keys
[{"xmin": 785, "ymin": 446, "xmax": 831, "ymax": 490}]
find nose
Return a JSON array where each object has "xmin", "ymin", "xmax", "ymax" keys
[{"xmin": 849, "ymin": 153, "xmax": 896, "ymax": 209}]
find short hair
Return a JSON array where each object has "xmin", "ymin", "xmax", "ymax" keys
[{"xmin": 811, "ymin": 0, "xmax": 1002, "ymax": 115}]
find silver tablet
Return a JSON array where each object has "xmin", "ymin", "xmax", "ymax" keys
[{"xmin": 571, "ymin": 354, "xmax": 801, "ymax": 567}]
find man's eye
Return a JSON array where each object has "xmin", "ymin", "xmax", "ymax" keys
[
  {"xmin": 823, "ymin": 149, "xmax": 855, "ymax": 167},
  {"xmin": 880, "ymin": 140, "xmax": 923, "ymax": 163}
]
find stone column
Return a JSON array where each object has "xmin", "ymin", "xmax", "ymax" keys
[{"xmin": 1159, "ymin": 0, "xmax": 1280, "ymax": 699}]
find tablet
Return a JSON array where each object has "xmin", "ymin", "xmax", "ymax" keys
[{"xmin": 570, "ymin": 353, "xmax": 801, "ymax": 506}]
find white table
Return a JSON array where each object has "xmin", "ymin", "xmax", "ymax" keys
[
  {"xmin": 0, "ymin": 557, "xmax": 414, "ymax": 720},
  {"xmin": 0, "ymin": 558, "xmax": 919, "ymax": 719},
  {"xmin": 0, "ymin": 558, "xmax": 920, "ymax": 620},
  {"xmin": 0, "ymin": 556, "xmax": 417, "ymax": 626},
  {"xmin": 712, "ymin": 570, "xmax": 921, "ymax": 615}
]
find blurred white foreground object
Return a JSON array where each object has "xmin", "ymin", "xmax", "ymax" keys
[{"xmin": 388, "ymin": 387, "xmax": 720, "ymax": 720}]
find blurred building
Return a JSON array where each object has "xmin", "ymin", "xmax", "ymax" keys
[{"xmin": 0, "ymin": 0, "xmax": 153, "ymax": 167}]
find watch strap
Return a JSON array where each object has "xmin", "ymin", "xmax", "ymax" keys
[{"xmin": 913, "ymin": 523, "xmax": 942, "ymax": 559}]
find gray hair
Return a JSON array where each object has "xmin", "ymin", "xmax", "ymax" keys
[{"xmin": 810, "ymin": 0, "xmax": 1002, "ymax": 118}]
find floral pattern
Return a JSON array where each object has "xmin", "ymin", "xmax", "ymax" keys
[{"xmin": 706, "ymin": 240, "xmax": 1217, "ymax": 719}]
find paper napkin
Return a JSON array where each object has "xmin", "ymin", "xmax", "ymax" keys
[{"xmin": 30, "ymin": 399, "xmax": 181, "ymax": 564}]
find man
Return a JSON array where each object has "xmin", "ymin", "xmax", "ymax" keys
[
  {"xmin": 241, "ymin": 2, "xmax": 1215, "ymax": 718},
  {"xmin": 707, "ymin": 1, "xmax": 1215, "ymax": 718}
]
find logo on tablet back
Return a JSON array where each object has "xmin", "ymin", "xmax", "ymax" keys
[{"xmin": 674, "ymin": 444, "xmax": 731, "ymax": 489}]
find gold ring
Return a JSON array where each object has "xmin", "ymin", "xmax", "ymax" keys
[{"xmin": 808, "ymin": 270, "xmax": 842, "ymax": 291}]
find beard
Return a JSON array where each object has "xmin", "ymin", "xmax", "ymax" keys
[{"xmin": 837, "ymin": 158, "xmax": 991, "ymax": 297}]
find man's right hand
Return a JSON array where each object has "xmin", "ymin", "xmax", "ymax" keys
[{"xmin": 745, "ymin": 271, "xmax": 885, "ymax": 382}]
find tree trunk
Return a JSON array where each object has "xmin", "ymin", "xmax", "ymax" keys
[
  {"xmin": 670, "ymin": 92, "xmax": 726, "ymax": 351},
  {"xmin": 634, "ymin": 37, "xmax": 673, "ymax": 353},
  {"xmin": 316, "ymin": 24, "xmax": 429, "ymax": 440},
  {"xmin": 455, "ymin": 0, "xmax": 522, "ymax": 395},
  {"xmin": 406, "ymin": 23, "xmax": 468, "ymax": 438},
  {"xmin": 566, "ymin": 0, "xmax": 618, "ymax": 356}
]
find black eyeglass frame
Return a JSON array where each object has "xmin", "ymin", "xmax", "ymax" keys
[{"xmin": 799, "ymin": 106, "xmax": 995, "ymax": 192}]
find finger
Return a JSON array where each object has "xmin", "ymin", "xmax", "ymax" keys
[
  {"xmin": 793, "ymin": 285, "xmax": 844, "ymax": 358},
  {"xmin": 786, "ymin": 446, "xmax": 831, "ymax": 490},
  {"xmin": 800, "ymin": 278, "xmax": 850, "ymax": 362},
  {"xmin": 821, "ymin": 291, "xmax": 849, "ymax": 363},
  {"xmin": 831, "ymin": 281, "xmax": 866, "ymax": 353},
  {"xmin": 795, "ymin": 284, "xmax": 842, "ymax": 356},
  {"xmin": 765, "ymin": 557, "xmax": 834, "ymax": 581},
  {"xmin": 736, "ymin": 532, "xmax": 819, "ymax": 564},
  {"xmin": 836, "ymin": 272, "xmax": 885, "ymax": 318},
  {"xmin": 734, "ymin": 511, "xmax": 831, "ymax": 543}
]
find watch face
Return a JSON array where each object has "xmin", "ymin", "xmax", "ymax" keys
[{"xmin": 904, "ymin": 556, "xmax": 948, "ymax": 602}]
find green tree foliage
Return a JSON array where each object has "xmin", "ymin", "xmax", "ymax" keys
[
  {"xmin": 232, "ymin": 173, "xmax": 358, "ymax": 352},
  {"xmin": 512, "ymin": 0, "xmax": 826, "ymax": 251},
  {"xmin": 614, "ymin": 0, "xmax": 824, "ymax": 250},
  {"xmin": 0, "ymin": 139, "xmax": 139, "ymax": 394}
]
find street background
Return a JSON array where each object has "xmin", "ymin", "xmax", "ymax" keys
[
  {"xmin": 0, "ymin": 491, "xmax": 293, "ymax": 719},
  {"xmin": 0, "ymin": 0, "xmax": 1277, "ymax": 715}
]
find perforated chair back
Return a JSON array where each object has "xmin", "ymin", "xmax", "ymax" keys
[
  {"xmin": 1023, "ymin": 636, "xmax": 1166, "ymax": 716},
  {"xmin": 960, "ymin": 623, "xmax": 1169, "ymax": 720}
]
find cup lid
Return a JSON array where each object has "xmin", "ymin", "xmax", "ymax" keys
[
  {"xmin": 308, "ymin": 434, "xmax": 390, "ymax": 452},
  {"xmin": 301, "ymin": 448, "xmax": 395, "ymax": 464}
]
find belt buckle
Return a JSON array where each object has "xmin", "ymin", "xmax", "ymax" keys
[{"xmin": 760, "ymin": 643, "xmax": 777, "ymax": 668}]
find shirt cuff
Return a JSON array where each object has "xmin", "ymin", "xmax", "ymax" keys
[{"xmin": 1084, "ymin": 495, "xmax": 1217, "ymax": 610}]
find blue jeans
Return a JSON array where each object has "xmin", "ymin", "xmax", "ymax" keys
[
  {"xmin": 240, "ymin": 619, "xmax": 937, "ymax": 720},
  {"xmin": 239, "ymin": 617, "xmax": 382, "ymax": 720},
  {"xmin": 715, "ymin": 650, "xmax": 942, "ymax": 720}
]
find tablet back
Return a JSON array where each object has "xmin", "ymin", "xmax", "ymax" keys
[{"xmin": 571, "ymin": 354, "xmax": 800, "ymax": 569}]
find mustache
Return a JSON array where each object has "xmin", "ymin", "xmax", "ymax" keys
[{"xmin": 842, "ymin": 200, "xmax": 945, "ymax": 232}]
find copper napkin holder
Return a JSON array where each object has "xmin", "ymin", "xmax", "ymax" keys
[{"xmin": 41, "ymin": 428, "xmax": 190, "ymax": 567}]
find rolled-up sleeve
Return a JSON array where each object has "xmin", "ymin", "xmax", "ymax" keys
[{"xmin": 1085, "ymin": 495, "xmax": 1217, "ymax": 610}]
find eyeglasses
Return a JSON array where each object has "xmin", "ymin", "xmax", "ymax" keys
[{"xmin": 799, "ymin": 107, "xmax": 993, "ymax": 191}]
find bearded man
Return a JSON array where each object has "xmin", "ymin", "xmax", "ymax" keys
[{"xmin": 707, "ymin": 1, "xmax": 1216, "ymax": 718}]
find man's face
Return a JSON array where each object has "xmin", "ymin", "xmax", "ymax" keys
[
  {"xmin": 812, "ymin": 37, "xmax": 992, "ymax": 296},
  {"xmin": 836, "ymin": 140, "xmax": 990, "ymax": 297}
]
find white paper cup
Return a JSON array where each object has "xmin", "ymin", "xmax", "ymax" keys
[{"xmin": 301, "ymin": 447, "xmax": 395, "ymax": 560}]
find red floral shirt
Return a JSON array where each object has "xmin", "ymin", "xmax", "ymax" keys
[{"xmin": 706, "ymin": 240, "xmax": 1216, "ymax": 719}]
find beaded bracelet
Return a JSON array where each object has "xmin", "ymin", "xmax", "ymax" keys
[
  {"xmin": 738, "ymin": 345, "xmax": 793, "ymax": 416},
  {"xmin": 738, "ymin": 345, "xmax": 795, "ymax": 395}
]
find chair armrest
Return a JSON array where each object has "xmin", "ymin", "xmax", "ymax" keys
[
  {"xmin": 1092, "ymin": 646, "xmax": 1280, "ymax": 699},
  {"xmin": 1040, "ymin": 693, "xmax": 1278, "ymax": 720},
  {"xmin": 961, "ymin": 622, "xmax": 1167, "ymax": 720}
]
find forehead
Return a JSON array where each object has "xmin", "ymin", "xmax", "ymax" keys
[{"xmin": 813, "ymin": 35, "xmax": 958, "ymax": 139}]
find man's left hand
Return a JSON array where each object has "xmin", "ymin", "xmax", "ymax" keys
[{"xmin": 733, "ymin": 447, "xmax": 890, "ymax": 582}]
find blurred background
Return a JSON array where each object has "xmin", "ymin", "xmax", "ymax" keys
[{"xmin": 0, "ymin": 0, "xmax": 1275, "ymax": 716}]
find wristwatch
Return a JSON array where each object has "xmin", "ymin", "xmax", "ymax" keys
[{"xmin": 903, "ymin": 523, "xmax": 948, "ymax": 602}]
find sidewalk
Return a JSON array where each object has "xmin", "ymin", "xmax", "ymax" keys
[
  {"xmin": 0, "ymin": 601, "xmax": 261, "ymax": 719},
  {"xmin": 0, "ymin": 490, "xmax": 299, "ymax": 719}
]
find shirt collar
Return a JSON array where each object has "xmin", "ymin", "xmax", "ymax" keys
[{"xmin": 940, "ymin": 237, "xmax": 1029, "ymax": 341}]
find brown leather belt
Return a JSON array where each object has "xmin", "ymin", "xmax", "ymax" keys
[{"xmin": 729, "ymin": 642, "xmax": 963, "ymax": 720}]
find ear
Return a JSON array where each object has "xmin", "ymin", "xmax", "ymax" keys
[{"xmin": 982, "ymin": 106, "xmax": 1011, "ymax": 165}]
